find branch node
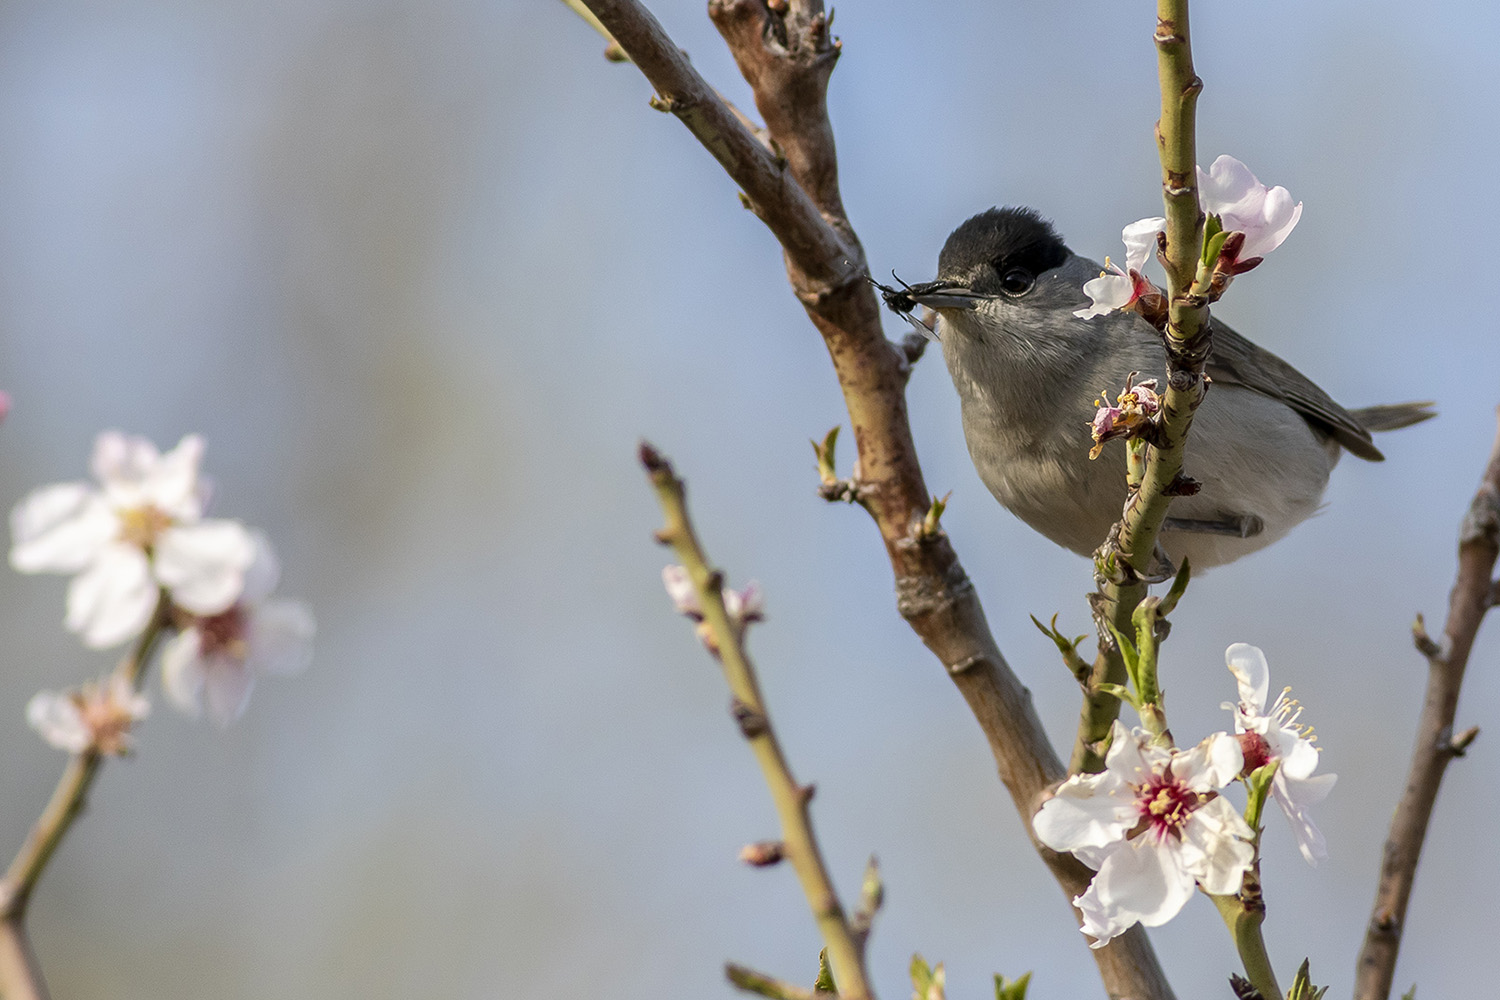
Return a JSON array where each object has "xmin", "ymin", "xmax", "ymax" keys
[
  {"xmin": 1411, "ymin": 614, "xmax": 1443, "ymax": 659},
  {"xmin": 1448, "ymin": 725, "xmax": 1480, "ymax": 756},
  {"xmin": 731, "ymin": 697, "xmax": 769, "ymax": 739}
]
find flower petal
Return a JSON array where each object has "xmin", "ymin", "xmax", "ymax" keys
[
  {"xmin": 26, "ymin": 690, "xmax": 90, "ymax": 753},
  {"xmin": 1033, "ymin": 770, "xmax": 1137, "ymax": 853},
  {"xmin": 1120, "ymin": 217, "xmax": 1166, "ymax": 273},
  {"xmin": 1074, "ymin": 273, "xmax": 1134, "ymax": 319},
  {"xmin": 65, "ymin": 544, "xmax": 157, "ymax": 648},
  {"xmin": 1172, "ymin": 731, "xmax": 1243, "ymax": 792},
  {"xmin": 10, "ymin": 483, "xmax": 116, "ymax": 574},
  {"xmin": 1076, "ymin": 836, "xmax": 1196, "ymax": 948},
  {"xmin": 246, "ymin": 599, "xmax": 316, "ymax": 676},
  {"xmin": 153, "ymin": 519, "xmax": 255, "ymax": 614},
  {"xmin": 240, "ymin": 531, "xmax": 283, "ymax": 604},
  {"xmin": 1182, "ymin": 796, "xmax": 1255, "ymax": 894},
  {"xmin": 201, "ymin": 656, "xmax": 257, "ymax": 726},
  {"xmin": 145, "ymin": 434, "xmax": 207, "ymax": 520},
  {"xmin": 160, "ymin": 628, "xmax": 207, "ymax": 716},
  {"xmin": 662, "ymin": 565, "xmax": 700, "ymax": 616},
  {"xmin": 1225, "ymin": 643, "xmax": 1270, "ymax": 713},
  {"xmin": 1275, "ymin": 772, "xmax": 1336, "ymax": 865}
]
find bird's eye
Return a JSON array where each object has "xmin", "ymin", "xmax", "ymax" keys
[{"xmin": 998, "ymin": 267, "xmax": 1035, "ymax": 297}]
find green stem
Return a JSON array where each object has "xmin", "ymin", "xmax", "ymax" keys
[
  {"xmin": 642, "ymin": 446, "xmax": 874, "ymax": 1000},
  {"xmin": 0, "ymin": 591, "xmax": 172, "ymax": 919},
  {"xmin": 1212, "ymin": 886, "xmax": 1281, "ymax": 1000}
]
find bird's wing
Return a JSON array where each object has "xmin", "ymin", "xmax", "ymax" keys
[{"xmin": 1204, "ymin": 320, "xmax": 1384, "ymax": 461}]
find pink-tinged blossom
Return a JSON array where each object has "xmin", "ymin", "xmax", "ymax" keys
[
  {"xmin": 1088, "ymin": 376, "xmax": 1161, "ymax": 460},
  {"xmin": 9, "ymin": 432, "xmax": 256, "ymax": 648},
  {"xmin": 27, "ymin": 675, "xmax": 149, "ymax": 756},
  {"xmin": 160, "ymin": 533, "xmax": 314, "ymax": 726},
  {"xmin": 1075, "ymin": 218, "xmax": 1167, "ymax": 320},
  {"xmin": 661, "ymin": 565, "xmax": 764, "ymax": 628},
  {"xmin": 1034, "ymin": 721, "xmax": 1255, "ymax": 948},
  {"xmin": 1197, "ymin": 155, "xmax": 1303, "ymax": 264},
  {"xmin": 1224, "ymin": 644, "xmax": 1336, "ymax": 865}
]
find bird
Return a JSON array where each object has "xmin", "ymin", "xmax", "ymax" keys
[{"xmin": 879, "ymin": 206, "xmax": 1433, "ymax": 570}]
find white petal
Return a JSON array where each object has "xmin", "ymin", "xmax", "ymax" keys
[
  {"xmin": 141, "ymin": 434, "xmax": 207, "ymax": 520},
  {"xmin": 160, "ymin": 628, "xmax": 207, "ymax": 716},
  {"xmin": 1275, "ymin": 772, "xmax": 1336, "ymax": 865},
  {"xmin": 1225, "ymin": 643, "xmax": 1270, "ymax": 713},
  {"xmin": 201, "ymin": 656, "xmax": 256, "ymax": 726},
  {"xmin": 65, "ymin": 544, "xmax": 157, "ymax": 648},
  {"xmin": 1074, "ymin": 273, "xmax": 1133, "ymax": 319},
  {"xmin": 26, "ymin": 691, "xmax": 90, "ymax": 753},
  {"xmin": 1033, "ymin": 770, "xmax": 1137, "ymax": 853},
  {"xmin": 154, "ymin": 519, "xmax": 255, "ymax": 614},
  {"xmin": 1076, "ymin": 835, "xmax": 1196, "ymax": 948},
  {"xmin": 662, "ymin": 565, "xmax": 700, "ymax": 615},
  {"xmin": 246, "ymin": 600, "xmax": 315, "ymax": 676},
  {"xmin": 1182, "ymin": 797, "xmax": 1256, "ymax": 894},
  {"xmin": 1174, "ymin": 732, "xmax": 1243, "ymax": 792},
  {"xmin": 1238, "ymin": 188, "xmax": 1302, "ymax": 259},
  {"xmin": 1120, "ymin": 217, "xmax": 1167, "ymax": 273},
  {"xmin": 10, "ymin": 483, "xmax": 116, "ymax": 574},
  {"xmin": 1102, "ymin": 721, "xmax": 1155, "ymax": 782},
  {"xmin": 92, "ymin": 431, "xmax": 162, "ymax": 509},
  {"xmin": 1277, "ymin": 735, "xmax": 1321, "ymax": 780},
  {"xmin": 239, "ymin": 531, "xmax": 282, "ymax": 604},
  {"xmin": 1197, "ymin": 155, "xmax": 1265, "ymax": 219}
]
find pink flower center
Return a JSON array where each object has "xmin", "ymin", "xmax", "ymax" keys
[
  {"xmin": 1238, "ymin": 731, "xmax": 1272, "ymax": 773},
  {"xmin": 197, "ymin": 605, "xmax": 249, "ymax": 660},
  {"xmin": 1135, "ymin": 771, "xmax": 1199, "ymax": 841}
]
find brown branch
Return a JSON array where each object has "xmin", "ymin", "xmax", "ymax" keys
[
  {"xmin": 575, "ymin": 1, "xmax": 1175, "ymax": 996},
  {"xmin": 1354, "ymin": 408, "xmax": 1500, "ymax": 1000}
]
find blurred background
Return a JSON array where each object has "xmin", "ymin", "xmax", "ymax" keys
[{"xmin": 0, "ymin": 0, "xmax": 1494, "ymax": 996}]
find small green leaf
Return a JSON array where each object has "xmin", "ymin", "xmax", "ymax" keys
[
  {"xmin": 1244, "ymin": 760, "xmax": 1279, "ymax": 831},
  {"xmin": 814, "ymin": 949, "xmax": 836, "ymax": 994},
  {"xmin": 1157, "ymin": 556, "xmax": 1192, "ymax": 617},
  {"xmin": 1202, "ymin": 228, "xmax": 1231, "ymax": 268},
  {"xmin": 1287, "ymin": 958, "xmax": 1329, "ymax": 1000},
  {"xmin": 812, "ymin": 426, "xmax": 840, "ymax": 485},
  {"xmin": 1400, "ymin": 986, "xmax": 1417, "ymax": 1000},
  {"xmin": 994, "ymin": 971, "xmax": 1032, "ymax": 1000},
  {"xmin": 909, "ymin": 954, "xmax": 945, "ymax": 1000},
  {"xmin": 1201, "ymin": 214, "xmax": 1224, "ymax": 264}
]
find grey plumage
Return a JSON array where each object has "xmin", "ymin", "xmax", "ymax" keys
[{"xmin": 888, "ymin": 207, "xmax": 1434, "ymax": 569}]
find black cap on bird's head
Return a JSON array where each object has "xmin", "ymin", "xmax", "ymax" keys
[
  {"xmin": 877, "ymin": 207, "xmax": 1071, "ymax": 320},
  {"xmin": 937, "ymin": 207, "xmax": 1070, "ymax": 284}
]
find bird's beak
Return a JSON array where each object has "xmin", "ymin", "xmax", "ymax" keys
[{"xmin": 889, "ymin": 279, "xmax": 981, "ymax": 312}]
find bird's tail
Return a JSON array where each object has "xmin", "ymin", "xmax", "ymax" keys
[{"xmin": 1351, "ymin": 401, "xmax": 1437, "ymax": 432}]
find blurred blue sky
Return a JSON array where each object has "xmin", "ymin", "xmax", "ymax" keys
[{"xmin": 0, "ymin": 0, "xmax": 1496, "ymax": 997}]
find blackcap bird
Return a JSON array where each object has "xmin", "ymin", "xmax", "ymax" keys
[{"xmin": 881, "ymin": 207, "xmax": 1433, "ymax": 570}]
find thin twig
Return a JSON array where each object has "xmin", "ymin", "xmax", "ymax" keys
[
  {"xmin": 643, "ymin": 444, "xmax": 873, "ymax": 1000},
  {"xmin": 573, "ymin": 2, "xmax": 1176, "ymax": 995},
  {"xmin": 725, "ymin": 961, "xmax": 821, "ymax": 1000},
  {"xmin": 1073, "ymin": 0, "xmax": 1212, "ymax": 775},
  {"xmin": 0, "ymin": 592, "xmax": 172, "ymax": 1000},
  {"xmin": 1354, "ymin": 408, "xmax": 1500, "ymax": 1000}
]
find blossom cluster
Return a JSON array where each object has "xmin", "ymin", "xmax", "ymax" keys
[
  {"xmin": 1089, "ymin": 375, "xmax": 1161, "ymax": 459},
  {"xmin": 1074, "ymin": 155, "xmax": 1302, "ymax": 320},
  {"xmin": 1034, "ymin": 645, "xmax": 1333, "ymax": 947},
  {"xmin": 662, "ymin": 564, "xmax": 763, "ymax": 654},
  {"xmin": 12, "ymin": 432, "xmax": 314, "ymax": 753}
]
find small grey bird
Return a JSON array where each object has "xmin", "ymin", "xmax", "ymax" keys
[{"xmin": 882, "ymin": 207, "xmax": 1433, "ymax": 569}]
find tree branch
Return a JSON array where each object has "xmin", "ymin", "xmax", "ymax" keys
[
  {"xmin": 643, "ymin": 444, "xmax": 873, "ymax": 1000},
  {"xmin": 573, "ymin": 2, "xmax": 1176, "ymax": 994},
  {"xmin": 1073, "ymin": 0, "xmax": 1213, "ymax": 775},
  {"xmin": 1354, "ymin": 408, "xmax": 1500, "ymax": 1000}
]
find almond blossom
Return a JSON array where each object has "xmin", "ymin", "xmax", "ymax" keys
[
  {"xmin": 160, "ymin": 532, "xmax": 314, "ymax": 726},
  {"xmin": 662, "ymin": 565, "xmax": 764, "ymax": 628},
  {"xmin": 10, "ymin": 432, "xmax": 256, "ymax": 648},
  {"xmin": 1089, "ymin": 375, "xmax": 1161, "ymax": 459},
  {"xmin": 1197, "ymin": 155, "xmax": 1303, "ymax": 265},
  {"xmin": 27, "ymin": 675, "xmax": 150, "ymax": 756},
  {"xmin": 1033, "ymin": 721, "xmax": 1255, "ymax": 948},
  {"xmin": 1074, "ymin": 217, "xmax": 1167, "ymax": 320},
  {"xmin": 1224, "ymin": 643, "xmax": 1336, "ymax": 865}
]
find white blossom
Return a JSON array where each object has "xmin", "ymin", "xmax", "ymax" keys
[
  {"xmin": 1034, "ymin": 721, "xmax": 1255, "ymax": 948},
  {"xmin": 1197, "ymin": 155, "xmax": 1303, "ymax": 262},
  {"xmin": 27, "ymin": 675, "xmax": 149, "ymax": 755},
  {"xmin": 160, "ymin": 532, "xmax": 314, "ymax": 726},
  {"xmin": 1075, "ymin": 218, "xmax": 1167, "ymax": 320},
  {"xmin": 10, "ymin": 432, "xmax": 256, "ymax": 648},
  {"xmin": 1224, "ymin": 643, "xmax": 1336, "ymax": 865},
  {"xmin": 661, "ymin": 565, "xmax": 764, "ymax": 628}
]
